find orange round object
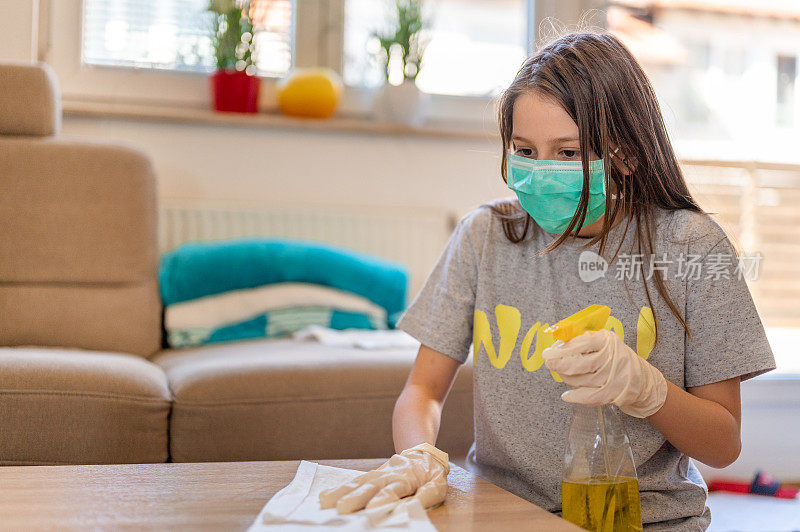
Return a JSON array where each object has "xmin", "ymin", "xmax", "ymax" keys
[{"xmin": 277, "ymin": 68, "xmax": 342, "ymax": 119}]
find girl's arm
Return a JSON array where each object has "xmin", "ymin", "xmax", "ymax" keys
[
  {"xmin": 393, "ymin": 344, "xmax": 462, "ymax": 453},
  {"xmin": 647, "ymin": 378, "xmax": 742, "ymax": 468}
]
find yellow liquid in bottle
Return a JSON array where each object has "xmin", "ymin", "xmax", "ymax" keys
[{"xmin": 562, "ymin": 477, "xmax": 643, "ymax": 532}]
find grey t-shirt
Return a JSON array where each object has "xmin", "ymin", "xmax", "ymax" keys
[{"xmin": 397, "ymin": 204, "xmax": 775, "ymax": 530}]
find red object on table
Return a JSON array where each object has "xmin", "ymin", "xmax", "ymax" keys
[
  {"xmin": 708, "ymin": 471, "xmax": 799, "ymax": 499},
  {"xmin": 211, "ymin": 70, "xmax": 260, "ymax": 113}
]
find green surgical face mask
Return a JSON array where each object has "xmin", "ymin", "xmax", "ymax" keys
[{"xmin": 506, "ymin": 152, "xmax": 607, "ymax": 235}]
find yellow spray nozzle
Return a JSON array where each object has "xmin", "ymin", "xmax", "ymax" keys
[{"xmin": 544, "ymin": 304, "xmax": 611, "ymax": 342}]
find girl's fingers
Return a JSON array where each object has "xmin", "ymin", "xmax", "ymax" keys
[
  {"xmin": 365, "ymin": 479, "xmax": 415, "ymax": 509},
  {"xmin": 561, "ymin": 386, "xmax": 612, "ymax": 406},
  {"xmin": 556, "ymin": 369, "xmax": 607, "ymax": 388},
  {"xmin": 410, "ymin": 474, "xmax": 448, "ymax": 509},
  {"xmin": 563, "ymin": 329, "xmax": 609, "ymax": 352},
  {"xmin": 319, "ymin": 484, "xmax": 359, "ymax": 509},
  {"xmin": 545, "ymin": 350, "xmax": 606, "ymax": 375},
  {"xmin": 318, "ymin": 470, "xmax": 381, "ymax": 509},
  {"xmin": 335, "ymin": 479, "xmax": 387, "ymax": 514},
  {"xmin": 546, "ymin": 329, "xmax": 612, "ymax": 354},
  {"xmin": 335, "ymin": 481, "xmax": 382, "ymax": 514},
  {"xmin": 543, "ymin": 333, "xmax": 605, "ymax": 361}
]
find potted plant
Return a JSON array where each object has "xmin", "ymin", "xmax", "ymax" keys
[
  {"xmin": 209, "ymin": 0, "xmax": 259, "ymax": 113},
  {"xmin": 372, "ymin": 0, "xmax": 430, "ymax": 126}
]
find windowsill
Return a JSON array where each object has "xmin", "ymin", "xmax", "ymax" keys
[{"xmin": 61, "ymin": 99, "xmax": 500, "ymax": 141}]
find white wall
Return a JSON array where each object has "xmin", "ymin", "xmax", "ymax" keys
[
  {"xmin": 0, "ymin": 0, "xmax": 38, "ymax": 63},
  {"xmin": 61, "ymin": 113, "xmax": 512, "ymax": 300},
  {"xmin": 61, "ymin": 115, "xmax": 510, "ymax": 216}
]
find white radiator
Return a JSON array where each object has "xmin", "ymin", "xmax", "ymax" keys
[{"xmin": 159, "ymin": 203, "xmax": 457, "ymax": 297}]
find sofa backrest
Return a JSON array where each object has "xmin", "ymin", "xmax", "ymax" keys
[{"xmin": 0, "ymin": 62, "xmax": 162, "ymax": 357}]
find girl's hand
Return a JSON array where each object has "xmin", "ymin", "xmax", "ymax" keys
[
  {"xmin": 542, "ymin": 329, "xmax": 668, "ymax": 418},
  {"xmin": 318, "ymin": 442, "xmax": 450, "ymax": 514}
]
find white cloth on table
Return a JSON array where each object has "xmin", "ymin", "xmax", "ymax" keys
[
  {"xmin": 248, "ymin": 460, "xmax": 438, "ymax": 531},
  {"xmin": 292, "ymin": 325, "xmax": 420, "ymax": 350}
]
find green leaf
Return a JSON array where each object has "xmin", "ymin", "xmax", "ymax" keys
[
  {"xmin": 210, "ymin": 1, "xmax": 255, "ymax": 71},
  {"xmin": 370, "ymin": 0, "xmax": 428, "ymax": 81}
]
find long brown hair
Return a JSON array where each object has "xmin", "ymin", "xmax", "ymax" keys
[{"xmin": 491, "ymin": 30, "xmax": 702, "ymax": 339}]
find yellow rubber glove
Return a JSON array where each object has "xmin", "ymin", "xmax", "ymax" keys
[
  {"xmin": 318, "ymin": 442, "xmax": 450, "ymax": 514},
  {"xmin": 542, "ymin": 329, "xmax": 668, "ymax": 418}
]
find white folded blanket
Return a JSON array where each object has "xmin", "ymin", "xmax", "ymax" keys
[
  {"xmin": 292, "ymin": 325, "xmax": 420, "ymax": 350},
  {"xmin": 165, "ymin": 283, "xmax": 388, "ymax": 331},
  {"xmin": 248, "ymin": 460, "xmax": 437, "ymax": 531}
]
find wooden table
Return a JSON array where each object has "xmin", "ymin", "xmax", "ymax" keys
[{"xmin": 0, "ymin": 459, "xmax": 580, "ymax": 531}]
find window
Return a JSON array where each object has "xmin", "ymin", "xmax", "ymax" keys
[
  {"xmin": 688, "ymin": 41, "xmax": 710, "ymax": 70},
  {"xmin": 777, "ymin": 54, "xmax": 796, "ymax": 127},
  {"xmin": 608, "ymin": 0, "xmax": 800, "ymax": 160},
  {"xmin": 73, "ymin": 0, "xmax": 531, "ymax": 103},
  {"xmin": 81, "ymin": 0, "xmax": 294, "ymax": 76},
  {"xmin": 684, "ymin": 161, "xmax": 800, "ymax": 374},
  {"xmin": 609, "ymin": 1, "xmax": 800, "ymax": 374},
  {"xmin": 343, "ymin": 0, "xmax": 529, "ymax": 96},
  {"xmin": 722, "ymin": 48, "xmax": 746, "ymax": 77}
]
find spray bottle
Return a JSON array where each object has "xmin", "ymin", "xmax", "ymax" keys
[{"xmin": 545, "ymin": 305, "xmax": 643, "ymax": 531}]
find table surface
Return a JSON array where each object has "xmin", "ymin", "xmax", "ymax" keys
[{"xmin": 0, "ymin": 459, "xmax": 580, "ymax": 531}]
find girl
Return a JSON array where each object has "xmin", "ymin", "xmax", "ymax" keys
[{"xmin": 319, "ymin": 31, "xmax": 776, "ymax": 530}]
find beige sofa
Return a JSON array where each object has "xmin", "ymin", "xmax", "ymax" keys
[{"xmin": 0, "ymin": 62, "xmax": 474, "ymax": 466}]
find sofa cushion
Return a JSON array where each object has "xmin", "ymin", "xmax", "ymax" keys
[
  {"xmin": 0, "ymin": 138, "xmax": 161, "ymax": 357},
  {"xmin": 152, "ymin": 339, "xmax": 474, "ymax": 462},
  {"xmin": 0, "ymin": 62, "xmax": 60, "ymax": 136},
  {"xmin": 0, "ymin": 280, "xmax": 162, "ymax": 359},
  {"xmin": 0, "ymin": 139, "xmax": 158, "ymax": 284},
  {"xmin": 0, "ymin": 347, "xmax": 171, "ymax": 465}
]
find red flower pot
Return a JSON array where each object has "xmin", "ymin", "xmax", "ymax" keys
[{"xmin": 211, "ymin": 70, "xmax": 260, "ymax": 113}]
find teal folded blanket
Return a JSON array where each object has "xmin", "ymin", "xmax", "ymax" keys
[
  {"xmin": 159, "ymin": 238, "xmax": 408, "ymax": 325},
  {"xmin": 167, "ymin": 306, "xmax": 386, "ymax": 347}
]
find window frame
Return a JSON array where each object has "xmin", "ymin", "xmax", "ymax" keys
[
  {"xmin": 42, "ymin": 0, "xmax": 539, "ymax": 124},
  {"xmin": 43, "ymin": 0, "xmax": 313, "ymax": 107}
]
